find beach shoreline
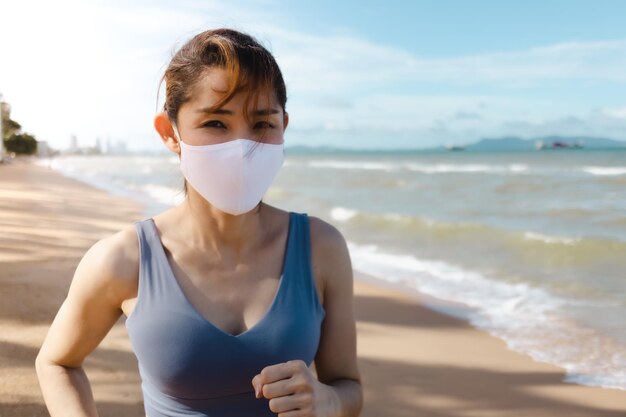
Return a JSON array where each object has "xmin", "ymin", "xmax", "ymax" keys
[{"xmin": 1, "ymin": 156, "xmax": 625, "ymax": 416}]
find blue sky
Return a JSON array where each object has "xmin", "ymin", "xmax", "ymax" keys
[
  {"xmin": 1, "ymin": 0, "xmax": 626, "ymax": 151},
  {"xmin": 294, "ymin": 1, "xmax": 626, "ymax": 56}
]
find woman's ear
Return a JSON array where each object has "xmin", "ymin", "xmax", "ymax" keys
[
  {"xmin": 154, "ymin": 112, "xmax": 180, "ymax": 154},
  {"xmin": 283, "ymin": 111, "xmax": 289, "ymax": 131}
]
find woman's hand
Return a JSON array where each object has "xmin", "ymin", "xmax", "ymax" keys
[{"xmin": 251, "ymin": 359, "xmax": 339, "ymax": 417}]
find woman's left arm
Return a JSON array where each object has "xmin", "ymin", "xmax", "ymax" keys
[
  {"xmin": 309, "ymin": 218, "xmax": 363, "ymax": 417},
  {"xmin": 252, "ymin": 217, "xmax": 363, "ymax": 417}
]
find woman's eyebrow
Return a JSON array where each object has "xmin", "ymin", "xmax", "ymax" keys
[
  {"xmin": 196, "ymin": 108, "xmax": 233, "ymax": 115},
  {"xmin": 254, "ymin": 108, "xmax": 281, "ymax": 116}
]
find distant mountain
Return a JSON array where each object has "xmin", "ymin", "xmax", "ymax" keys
[
  {"xmin": 440, "ymin": 136, "xmax": 626, "ymax": 152},
  {"xmin": 467, "ymin": 136, "xmax": 535, "ymax": 151},
  {"xmin": 275, "ymin": 137, "xmax": 626, "ymax": 154}
]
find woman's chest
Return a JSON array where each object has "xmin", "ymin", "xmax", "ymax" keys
[{"xmin": 121, "ymin": 239, "xmax": 325, "ymax": 335}]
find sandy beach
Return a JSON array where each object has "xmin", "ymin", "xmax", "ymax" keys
[{"xmin": 1, "ymin": 157, "xmax": 625, "ymax": 417}]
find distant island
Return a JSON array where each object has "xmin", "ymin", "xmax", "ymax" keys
[
  {"xmin": 284, "ymin": 136, "xmax": 626, "ymax": 154},
  {"xmin": 444, "ymin": 136, "xmax": 625, "ymax": 152}
]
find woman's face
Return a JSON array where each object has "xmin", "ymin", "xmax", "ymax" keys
[{"xmin": 174, "ymin": 67, "xmax": 288, "ymax": 147}]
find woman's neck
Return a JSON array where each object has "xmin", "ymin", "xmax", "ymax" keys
[{"xmin": 175, "ymin": 195, "xmax": 268, "ymax": 255}]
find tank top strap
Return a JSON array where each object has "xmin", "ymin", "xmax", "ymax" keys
[
  {"xmin": 283, "ymin": 212, "xmax": 325, "ymax": 317},
  {"xmin": 131, "ymin": 218, "xmax": 189, "ymax": 319}
]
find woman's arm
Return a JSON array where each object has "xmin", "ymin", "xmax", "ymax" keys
[
  {"xmin": 310, "ymin": 217, "xmax": 363, "ymax": 417},
  {"xmin": 35, "ymin": 229, "xmax": 137, "ymax": 417}
]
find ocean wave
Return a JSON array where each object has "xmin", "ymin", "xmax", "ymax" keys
[
  {"xmin": 405, "ymin": 163, "xmax": 529, "ymax": 174},
  {"xmin": 307, "ymin": 160, "xmax": 396, "ymax": 171},
  {"xmin": 328, "ymin": 206, "xmax": 626, "ymax": 249},
  {"xmin": 140, "ymin": 183, "xmax": 185, "ymax": 207},
  {"xmin": 523, "ymin": 231, "xmax": 582, "ymax": 245},
  {"xmin": 310, "ymin": 161, "xmax": 531, "ymax": 174},
  {"xmin": 348, "ymin": 242, "xmax": 626, "ymax": 390},
  {"xmin": 582, "ymin": 166, "xmax": 626, "ymax": 176},
  {"xmin": 330, "ymin": 207, "xmax": 358, "ymax": 221},
  {"xmin": 301, "ymin": 158, "xmax": 626, "ymax": 180}
]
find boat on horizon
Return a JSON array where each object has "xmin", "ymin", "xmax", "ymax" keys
[{"xmin": 535, "ymin": 140, "xmax": 584, "ymax": 150}]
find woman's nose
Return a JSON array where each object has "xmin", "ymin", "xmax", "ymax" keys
[{"xmin": 234, "ymin": 127, "xmax": 257, "ymax": 140}]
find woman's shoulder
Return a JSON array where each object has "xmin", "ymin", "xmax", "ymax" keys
[
  {"xmin": 307, "ymin": 214, "xmax": 352, "ymax": 289},
  {"xmin": 73, "ymin": 221, "xmax": 141, "ymax": 305},
  {"xmin": 79, "ymin": 223, "xmax": 139, "ymax": 276},
  {"xmin": 307, "ymin": 214, "xmax": 346, "ymax": 247}
]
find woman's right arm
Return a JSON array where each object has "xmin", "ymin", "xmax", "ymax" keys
[{"xmin": 35, "ymin": 228, "xmax": 138, "ymax": 417}]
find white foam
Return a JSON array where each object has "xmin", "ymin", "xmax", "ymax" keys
[
  {"xmin": 509, "ymin": 163, "xmax": 529, "ymax": 172},
  {"xmin": 308, "ymin": 160, "xmax": 396, "ymax": 171},
  {"xmin": 523, "ymin": 231, "xmax": 581, "ymax": 245},
  {"xmin": 347, "ymin": 242, "xmax": 626, "ymax": 391},
  {"xmin": 128, "ymin": 156, "xmax": 161, "ymax": 164},
  {"xmin": 140, "ymin": 183, "xmax": 184, "ymax": 207},
  {"xmin": 405, "ymin": 163, "xmax": 529, "ymax": 174},
  {"xmin": 330, "ymin": 207, "xmax": 358, "ymax": 221},
  {"xmin": 382, "ymin": 212, "xmax": 436, "ymax": 226},
  {"xmin": 582, "ymin": 166, "xmax": 626, "ymax": 176},
  {"xmin": 38, "ymin": 156, "xmax": 200, "ymax": 214}
]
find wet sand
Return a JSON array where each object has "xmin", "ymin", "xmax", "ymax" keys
[{"xmin": 0, "ymin": 157, "xmax": 625, "ymax": 416}]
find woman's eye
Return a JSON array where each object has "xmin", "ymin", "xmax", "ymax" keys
[
  {"xmin": 255, "ymin": 121, "xmax": 274, "ymax": 129},
  {"xmin": 203, "ymin": 120, "xmax": 225, "ymax": 128}
]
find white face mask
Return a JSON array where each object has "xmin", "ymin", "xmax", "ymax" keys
[{"xmin": 175, "ymin": 127, "xmax": 285, "ymax": 216}]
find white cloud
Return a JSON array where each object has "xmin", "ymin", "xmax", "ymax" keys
[
  {"xmin": 268, "ymin": 32, "xmax": 626, "ymax": 94},
  {"xmin": 602, "ymin": 106, "xmax": 626, "ymax": 120}
]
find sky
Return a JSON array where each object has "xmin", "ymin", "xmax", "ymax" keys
[{"xmin": 1, "ymin": 0, "xmax": 626, "ymax": 151}]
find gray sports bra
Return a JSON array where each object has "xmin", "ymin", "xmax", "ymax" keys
[{"xmin": 125, "ymin": 211, "xmax": 326, "ymax": 416}]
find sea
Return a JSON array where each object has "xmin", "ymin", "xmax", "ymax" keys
[{"xmin": 36, "ymin": 147, "xmax": 626, "ymax": 391}]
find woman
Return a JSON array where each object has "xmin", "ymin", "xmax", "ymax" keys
[{"xmin": 35, "ymin": 28, "xmax": 363, "ymax": 416}]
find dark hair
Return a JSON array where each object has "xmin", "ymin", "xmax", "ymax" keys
[
  {"xmin": 158, "ymin": 28, "xmax": 288, "ymax": 198},
  {"xmin": 159, "ymin": 29, "xmax": 287, "ymax": 123}
]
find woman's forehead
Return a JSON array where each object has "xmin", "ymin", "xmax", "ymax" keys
[{"xmin": 188, "ymin": 73, "xmax": 278, "ymax": 113}]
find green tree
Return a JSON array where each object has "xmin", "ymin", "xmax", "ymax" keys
[
  {"xmin": 4, "ymin": 133, "xmax": 38, "ymax": 154},
  {"xmin": 2, "ymin": 118, "xmax": 21, "ymax": 139},
  {"xmin": 2, "ymin": 101, "xmax": 38, "ymax": 154}
]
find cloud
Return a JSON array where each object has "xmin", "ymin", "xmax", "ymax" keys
[
  {"xmin": 267, "ymin": 32, "xmax": 626, "ymax": 95},
  {"xmin": 602, "ymin": 106, "xmax": 626, "ymax": 120},
  {"xmin": 289, "ymin": 94, "xmax": 533, "ymax": 131},
  {"xmin": 495, "ymin": 111, "xmax": 626, "ymax": 141},
  {"xmin": 452, "ymin": 111, "xmax": 482, "ymax": 120}
]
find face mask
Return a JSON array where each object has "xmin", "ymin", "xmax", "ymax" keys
[{"xmin": 175, "ymin": 127, "xmax": 285, "ymax": 216}]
